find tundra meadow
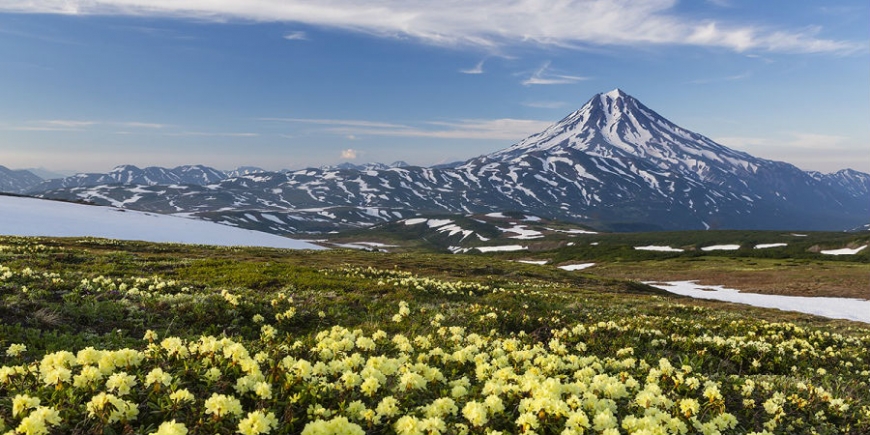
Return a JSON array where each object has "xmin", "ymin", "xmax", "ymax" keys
[{"xmin": 0, "ymin": 237, "xmax": 868, "ymax": 435}]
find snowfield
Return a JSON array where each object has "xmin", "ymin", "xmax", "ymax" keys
[
  {"xmin": 700, "ymin": 244, "xmax": 741, "ymax": 251},
  {"xmin": 634, "ymin": 245, "xmax": 684, "ymax": 252},
  {"xmin": 516, "ymin": 259, "xmax": 548, "ymax": 265},
  {"xmin": 820, "ymin": 245, "xmax": 867, "ymax": 255},
  {"xmin": 475, "ymin": 245, "xmax": 526, "ymax": 253},
  {"xmin": 0, "ymin": 195, "xmax": 323, "ymax": 249},
  {"xmin": 558, "ymin": 263, "xmax": 596, "ymax": 271},
  {"xmin": 754, "ymin": 243, "xmax": 788, "ymax": 249},
  {"xmin": 646, "ymin": 281, "xmax": 870, "ymax": 324}
]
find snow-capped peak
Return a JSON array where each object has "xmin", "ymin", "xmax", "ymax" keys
[
  {"xmin": 601, "ymin": 88, "xmax": 627, "ymax": 99},
  {"xmin": 485, "ymin": 89, "xmax": 757, "ymax": 175}
]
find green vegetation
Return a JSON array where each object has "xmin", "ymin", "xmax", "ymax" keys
[
  {"xmin": 1, "ymin": 236, "xmax": 869, "ymax": 435},
  {"xmin": 325, "ymin": 213, "xmax": 870, "ymax": 264}
]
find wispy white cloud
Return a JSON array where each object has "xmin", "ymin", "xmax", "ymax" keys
[
  {"xmin": 460, "ymin": 59, "xmax": 484, "ymax": 74},
  {"xmin": 166, "ymin": 131, "xmax": 259, "ymax": 137},
  {"xmin": 341, "ymin": 148, "xmax": 358, "ymax": 159},
  {"xmin": 690, "ymin": 71, "xmax": 752, "ymax": 84},
  {"xmin": 259, "ymin": 117, "xmax": 404, "ymax": 129},
  {"xmin": 282, "ymin": 117, "xmax": 552, "ymax": 141},
  {"xmin": 4, "ymin": 119, "xmax": 168, "ymax": 132},
  {"xmin": 785, "ymin": 132, "xmax": 848, "ymax": 150},
  {"xmin": 119, "ymin": 121, "xmax": 166, "ymax": 129},
  {"xmin": 283, "ymin": 31, "xmax": 308, "ymax": 41},
  {"xmin": 716, "ymin": 133, "xmax": 861, "ymax": 172},
  {"xmin": 0, "ymin": 119, "xmax": 96, "ymax": 131},
  {"xmin": 705, "ymin": 0, "xmax": 733, "ymax": 7},
  {"xmin": 522, "ymin": 61, "xmax": 589, "ymax": 86},
  {"xmin": 43, "ymin": 119, "xmax": 98, "ymax": 128},
  {"xmin": 1, "ymin": 0, "xmax": 862, "ymax": 54},
  {"xmin": 522, "ymin": 101, "xmax": 568, "ymax": 109},
  {"xmin": 716, "ymin": 132, "xmax": 849, "ymax": 150}
]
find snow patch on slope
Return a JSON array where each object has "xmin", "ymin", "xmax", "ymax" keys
[
  {"xmin": 0, "ymin": 196, "xmax": 322, "ymax": 250},
  {"xmin": 820, "ymin": 245, "xmax": 867, "ymax": 255},
  {"xmin": 647, "ymin": 281, "xmax": 870, "ymax": 324}
]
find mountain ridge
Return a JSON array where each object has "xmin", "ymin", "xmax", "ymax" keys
[{"xmin": 23, "ymin": 89, "xmax": 870, "ymax": 233}]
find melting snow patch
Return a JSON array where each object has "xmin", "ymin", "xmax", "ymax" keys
[
  {"xmin": 475, "ymin": 245, "xmax": 526, "ymax": 253},
  {"xmin": 634, "ymin": 245, "xmax": 683, "ymax": 252},
  {"xmin": 754, "ymin": 243, "xmax": 788, "ymax": 249},
  {"xmin": 546, "ymin": 228, "xmax": 598, "ymax": 235},
  {"xmin": 700, "ymin": 244, "xmax": 741, "ymax": 251},
  {"xmin": 559, "ymin": 263, "xmax": 596, "ymax": 271},
  {"xmin": 485, "ymin": 212, "xmax": 508, "ymax": 219},
  {"xmin": 646, "ymin": 281, "xmax": 870, "ymax": 324},
  {"xmin": 820, "ymin": 245, "xmax": 867, "ymax": 255},
  {"xmin": 403, "ymin": 218, "xmax": 428, "ymax": 225},
  {"xmin": 499, "ymin": 225, "xmax": 544, "ymax": 240},
  {"xmin": 427, "ymin": 219, "xmax": 453, "ymax": 228},
  {"xmin": 790, "ymin": 233, "xmax": 808, "ymax": 237},
  {"xmin": 333, "ymin": 242, "xmax": 397, "ymax": 250},
  {"xmin": 516, "ymin": 260, "xmax": 548, "ymax": 265}
]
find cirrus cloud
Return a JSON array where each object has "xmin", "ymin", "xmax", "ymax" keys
[
  {"xmin": 271, "ymin": 116, "xmax": 553, "ymax": 141},
  {"xmin": 0, "ymin": 0, "xmax": 862, "ymax": 54}
]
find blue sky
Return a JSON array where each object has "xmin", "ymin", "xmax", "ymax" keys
[{"xmin": 1, "ymin": 0, "xmax": 867, "ymax": 174}]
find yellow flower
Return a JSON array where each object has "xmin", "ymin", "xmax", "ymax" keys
[
  {"xmin": 204, "ymin": 393, "xmax": 243, "ymax": 418},
  {"xmin": 394, "ymin": 416, "xmax": 421, "ymax": 435},
  {"xmin": 87, "ymin": 392, "xmax": 137, "ymax": 423},
  {"xmin": 399, "ymin": 372, "xmax": 427, "ymax": 391},
  {"xmin": 679, "ymin": 398, "xmax": 700, "ymax": 418},
  {"xmin": 151, "ymin": 420, "xmax": 188, "ymax": 435},
  {"xmin": 12, "ymin": 394, "xmax": 40, "ymax": 417},
  {"xmin": 6, "ymin": 343, "xmax": 26, "ymax": 357},
  {"xmin": 15, "ymin": 407, "xmax": 60, "ymax": 435},
  {"xmin": 423, "ymin": 398, "xmax": 458, "ymax": 418},
  {"xmin": 261, "ymin": 325, "xmax": 277, "ymax": 341},
  {"xmin": 169, "ymin": 389, "xmax": 195, "ymax": 404},
  {"xmin": 106, "ymin": 372, "xmax": 137, "ymax": 396},
  {"xmin": 462, "ymin": 401, "xmax": 489, "ymax": 427},
  {"xmin": 73, "ymin": 365, "xmax": 103, "ymax": 389},
  {"xmin": 237, "ymin": 410, "xmax": 279, "ymax": 435},
  {"xmin": 254, "ymin": 381, "xmax": 272, "ymax": 400},
  {"xmin": 301, "ymin": 417, "xmax": 364, "ymax": 435},
  {"xmin": 161, "ymin": 337, "xmax": 190, "ymax": 358},
  {"xmin": 146, "ymin": 367, "xmax": 173, "ymax": 387},
  {"xmin": 375, "ymin": 396, "xmax": 400, "ymax": 418},
  {"xmin": 41, "ymin": 366, "xmax": 72, "ymax": 387},
  {"xmin": 360, "ymin": 376, "xmax": 380, "ymax": 396},
  {"xmin": 143, "ymin": 330, "xmax": 159, "ymax": 342}
]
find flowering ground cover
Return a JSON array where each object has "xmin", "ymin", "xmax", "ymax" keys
[{"xmin": 0, "ymin": 236, "xmax": 868, "ymax": 434}]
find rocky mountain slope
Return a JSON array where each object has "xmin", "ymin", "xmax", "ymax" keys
[
  {"xmin": 28, "ymin": 90, "xmax": 870, "ymax": 233},
  {"xmin": 0, "ymin": 166, "xmax": 43, "ymax": 194}
]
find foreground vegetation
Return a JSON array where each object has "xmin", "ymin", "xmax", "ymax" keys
[{"xmin": 1, "ymin": 236, "xmax": 869, "ymax": 435}]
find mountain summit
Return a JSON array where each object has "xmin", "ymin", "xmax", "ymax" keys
[
  {"xmin": 485, "ymin": 89, "xmax": 757, "ymax": 176},
  {"xmin": 27, "ymin": 90, "xmax": 870, "ymax": 233}
]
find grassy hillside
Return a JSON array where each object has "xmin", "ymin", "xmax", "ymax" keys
[
  {"xmin": 0, "ymin": 236, "xmax": 868, "ymax": 434},
  {"xmin": 323, "ymin": 213, "xmax": 870, "ymax": 262}
]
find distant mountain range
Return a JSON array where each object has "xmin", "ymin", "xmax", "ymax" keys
[
  {"xmin": 10, "ymin": 89, "xmax": 870, "ymax": 233},
  {"xmin": 0, "ymin": 165, "xmax": 43, "ymax": 194}
]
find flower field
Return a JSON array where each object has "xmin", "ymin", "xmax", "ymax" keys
[{"xmin": 0, "ymin": 237, "xmax": 868, "ymax": 434}]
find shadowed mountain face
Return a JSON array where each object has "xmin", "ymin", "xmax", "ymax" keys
[
  {"xmin": 28, "ymin": 90, "xmax": 870, "ymax": 233},
  {"xmin": 0, "ymin": 166, "xmax": 43, "ymax": 194}
]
